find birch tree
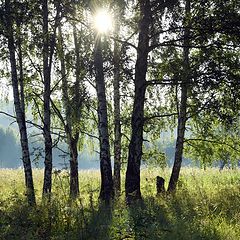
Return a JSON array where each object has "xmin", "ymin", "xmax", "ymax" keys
[
  {"xmin": 4, "ymin": 0, "xmax": 35, "ymax": 205},
  {"xmin": 168, "ymin": 0, "xmax": 191, "ymax": 192},
  {"xmin": 94, "ymin": 35, "xmax": 114, "ymax": 201},
  {"xmin": 42, "ymin": 0, "xmax": 61, "ymax": 196}
]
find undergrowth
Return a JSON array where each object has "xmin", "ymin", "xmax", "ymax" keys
[{"xmin": 0, "ymin": 168, "xmax": 240, "ymax": 239}]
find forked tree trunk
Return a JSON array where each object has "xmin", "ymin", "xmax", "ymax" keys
[
  {"xmin": 125, "ymin": 0, "xmax": 151, "ymax": 203},
  {"xmin": 113, "ymin": 11, "xmax": 122, "ymax": 196},
  {"xmin": 94, "ymin": 37, "xmax": 114, "ymax": 202},
  {"xmin": 168, "ymin": 0, "xmax": 191, "ymax": 192},
  {"xmin": 5, "ymin": 0, "xmax": 35, "ymax": 205},
  {"xmin": 42, "ymin": 0, "xmax": 53, "ymax": 196}
]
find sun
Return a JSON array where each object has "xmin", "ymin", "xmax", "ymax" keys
[{"xmin": 93, "ymin": 9, "xmax": 113, "ymax": 34}]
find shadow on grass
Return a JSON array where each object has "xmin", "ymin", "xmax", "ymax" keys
[
  {"xmin": 127, "ymin": 197, "xmax": 171, "ymax": 239},
  {"xmin": 126, "ymin": 190, "xmax": 223, "ymax": 240},
  {"xmin": 82, "ymin": 201, "xmax": 113, "ymax": 240}
]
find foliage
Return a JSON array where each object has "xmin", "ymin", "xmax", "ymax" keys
[
  {"xmin": 185, "ymin": 115, "xmax": 240, "ymax": 169},
  {"xmin": 142, "ymin": 142, "xmax": 167, "ymax": 168}
]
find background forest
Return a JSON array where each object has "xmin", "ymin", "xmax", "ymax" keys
[{"xmin": 0, "ymin": 0, "xmax": 240, "ymax": 239}]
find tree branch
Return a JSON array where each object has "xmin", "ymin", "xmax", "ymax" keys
[
  {"xmin": 122, "ymin": 132, "xmax": 130, "ymax": 142},
  {"xmin": 0, "ymin": 111, "xmax": 43, "ymax": 130},
  {"xmin": 110, "ymin": 36, "xmax": 138, "ymax": 51},
  {"xmin": 32, "ymin": 96, "xmax": 44, "ymax": 125},
  {"xmin": 144, "ymin": 113, "xmax": 178, "ymax": 122},
  {"xmin": 146, "ymin": 79, "xmax": 178, "ymax": 86},
  {"xmin": 80, "ymin": 130, "xmax": 99, "ymax": 140},
  {"xmin": 50, "ymin": 98, "xmax": 66, "ymax": 129},
  {"xmin": 185, "ymin": 138, "xmax": 240, "ymax": 153}
]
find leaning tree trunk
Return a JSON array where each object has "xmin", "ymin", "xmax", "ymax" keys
[
  {"xmin": 42, "ymin": 0, "xmax": 53, "ymax": 196},
  {"xmin": 94, "ymin": 37, "xmax": 114, "ymax": 202},
  {"xmin": 5, "ymin": 0, "xmax": 35, "ymax": 205},
  {"xmin": 113, "ymin": 11, "xmax": 122, "ymax": 196},
  {"xmin": 125, "ymin": 0, "xmax": 151, "ymax": 203},
  {"xmin": 168, "ymin": 0, "xmax": 191, "ymax": 192}
]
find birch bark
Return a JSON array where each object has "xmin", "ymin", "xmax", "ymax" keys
[
  {"xmin": 94, "ymin": 37, "xmax": 114, "ymax": 201},
  {"xmin": 5, "ymin": 0, "xmax": 35, "ymax": 205}
]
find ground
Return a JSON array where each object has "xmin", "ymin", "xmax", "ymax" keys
[{"xmin": 0, "ymin": 168, "xmax": 240, "ymax": 239}]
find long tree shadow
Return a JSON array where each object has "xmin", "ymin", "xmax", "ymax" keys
[
  {"xmin": 82, "ymin": 201, "xmax": 113, "ymax": 240},
  {"xmin": 127, "ymin": 197, "xmax": 173, "ymax": 240},
  {"xmin": 166, "ymin": 189, "xmax": 227, "ymax": 240},
  {"xmin": 127, "ymin": 189, "xmax": 224, "ymax": 240}
]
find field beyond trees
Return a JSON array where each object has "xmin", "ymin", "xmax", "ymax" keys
[{"xmin": 0, "ymin": 168, "xmax": 239, "ymax": 240}]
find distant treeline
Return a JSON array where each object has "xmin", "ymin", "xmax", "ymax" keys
[
  {"xmin": 0, "ymin": 127, "xmax": 21, "ymax": 168},
  {"xmin": 0, "ymin": 126, "xmax": 100, "ymax": 169}
]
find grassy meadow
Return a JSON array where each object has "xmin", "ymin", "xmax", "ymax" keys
[{"xmin": 0, "ymin": 168, "xmax": 240, "ymax": 240}]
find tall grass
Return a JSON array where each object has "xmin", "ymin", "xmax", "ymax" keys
[{"xmin": 0, "ymin": 168, "xmax": 239, "ymax": 239}]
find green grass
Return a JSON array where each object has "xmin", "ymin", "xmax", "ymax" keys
[{"xmin": 0, "ymin": 168, "xmax": 240, "ymax": 239}]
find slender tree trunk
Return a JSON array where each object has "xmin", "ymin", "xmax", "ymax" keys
[
  {"xmin": 113, "ymin": 13, "xmax": 121, "ymax": 196},
  {"xmin": 17, "ymin": 33, "xmax": 25, "ymax": 114},
  {"xmin": 41, "ymin": 0, "xmax": 60, "ymax": 196},
  {"xmin": 58, "ymin": 26, "xmax": 75, "ymax": 195},
  {"xmin": 5, "ymin": 0, "xmax": 35, "ymax": 205},
  {"xmin": 42, "ymin": 0, "xmax": 53, "ymax": 196},
  {"xmin": 58, "ymin": 26, "xmax": 70, "ymax": 120},
  {"xmin": 69, "ymin": 23, "xmax": 81, "ymax": 198},
  {"xmin": 125, "ymin": 0, "xmax": 151, "ymax": 203},
  {"xmin": 168, "ymin": 0, "xmax": 191, "ymax": 192},
  {"xmin": 94, "ymin": 37, "xmax": 114, "ymax": 202},
  {"xmin": 69, "ymin": 134, "xmax": 79, "ymax": 197},
  {"xmin": 58, "ymin": 23, "xmax": 81, "ymax": 198}
]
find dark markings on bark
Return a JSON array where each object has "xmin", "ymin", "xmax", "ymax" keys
[
  {"xmin": 42, "ymin": 0, "xmax": 53, "ymax": 196},
  {"xmin": 113, "ymin": 8, "xmax": 122, "ymax": 196},
  {"xmin": 5, "ymin": 0, "xmax": 35, "ymax": 205},
  {"xmin": 94, "ymin": 37, "xmax": 114, "ymax": 202},
  {"xmin": 42, "ymin": 0, "xmax": 61, "ymax": 197}
]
